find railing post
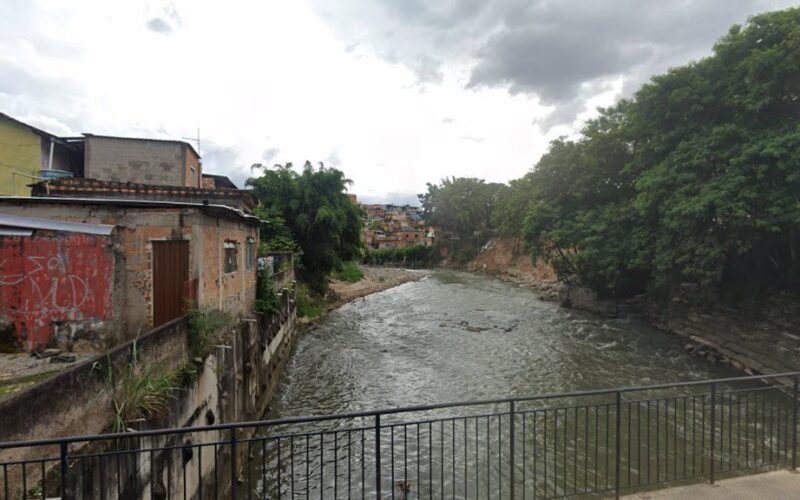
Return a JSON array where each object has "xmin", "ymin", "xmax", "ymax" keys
[
  {"xmin": 375, "ymin": 414, "xmax": 382, "ymax": 499},
  {"xmin": 59, "ymin": 441, "xmax": 68, "ymax": 499},
  {"xmin": 793, "ymin": 374, "xmax": 798, "ymax": 470},
  {"xmin": 510, "ymin": 400, "xmax": 516, "ymax": 499},
  {"xmin": 230, "ymin": 428, "xmax": 238, "ymax": 500},
  {"xmin": 615, "ymin": 391, "xmax": 621, "ymax": 499},
  {"xmin": 709, "ymin": 382, "xmax": 717, "ymax": 484}
]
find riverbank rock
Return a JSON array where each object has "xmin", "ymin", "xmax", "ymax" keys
[{"xmin": 560, "ymin": 286, "xmax": 618, "ymax": 317}]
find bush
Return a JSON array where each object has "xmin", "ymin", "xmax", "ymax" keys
[
  {"xmin": 331, "ymin": 261, "xmax": 364, "ymax": 283},
  {"xmin": 362, "ymin": 245, "xmax": 440, "ymax": 267},
  {"xmin": 295, "ymin": 284, "xmax": 325, "ymax": 319},
  {"xmin": 255, "ymin": 266, "xmax": 279, "ymax": 315},
  {"xmin": 187, "ymin": 308, "xmax": 233, "ymax": 359}
]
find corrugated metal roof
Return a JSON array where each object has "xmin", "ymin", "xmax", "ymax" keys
[
  {"xmin": 0, "ymin": 227, "xmax": 33, "ymax": 236},
  {"xmin": 0, "ymin": 214, "xmax": 114, "ymax": 236}
]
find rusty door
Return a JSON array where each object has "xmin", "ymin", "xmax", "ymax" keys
[{"xmin": 152, "ymin": 240, "xmax": 190, "ymax": 327}]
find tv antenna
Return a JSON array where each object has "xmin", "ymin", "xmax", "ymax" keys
[{"xmin": 182, "ymin": 128, "xmax": 200, "ymax": 154}]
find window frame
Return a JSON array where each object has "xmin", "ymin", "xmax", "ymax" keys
[
  {"xmin": 223, "ymin": 240, "xmax": 238, "ymax": 274},
  {"xmin": 245, "ymin": 238, "xmax": 256, "ymax": 271}
]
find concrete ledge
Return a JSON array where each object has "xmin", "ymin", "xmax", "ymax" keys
[{"xmin": 622, "ymin": 470, "xmax": 800, "ymax": 499}]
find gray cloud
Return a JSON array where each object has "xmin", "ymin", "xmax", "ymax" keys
[
  {"xmin": 441, "ymin": 117, "xmax": 454, "ymax": 124},
  {"xmin": 200, "ymin": 142, "xmax": 251, "ymax": 188},
  {"xmin": 0, "ymin": 60, "xmax": 86, "ymax": 134},
  {"xmin": 312, "ymin": 0, "xmax": 795, "ymax": 128},
  {"xmin": 146, "ymin": 4, "xmax": 182, "ymax": 35},
  {"xmin": 262, "ymin": 147, "xmax": 280, "ymax": 163},
  {"xmin": 146, "ymin": 17, "xmax": 173, "ymax": 34},
  {"xmin": 324, "ymin": 150, "xmax": 342, "ymax": 167}
]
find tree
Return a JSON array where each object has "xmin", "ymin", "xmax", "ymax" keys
[
  {"xmin": 515, "ymin": 7, "xmax": 800, "ymax": 299},
  {"xmin": 418, "ymin": 177, "xmax": 504, "ymax": 243},
  {"xmin": 247, "ymin": 162, "xmax": 364, "ymax": 293}
]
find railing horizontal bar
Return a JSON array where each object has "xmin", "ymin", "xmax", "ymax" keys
[
  {"xmin": 3, "ymin": 371, "xmax": 798, "ymax": 450},
  {"xmin": 384, "ymin": 410, "xmax": 510, "ymax": 428}
]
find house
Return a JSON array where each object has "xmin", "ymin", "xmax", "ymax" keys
[
  {"xmin": 202, "ymin": 173, "xmax": 239, "ymax": 190},
  {"xmin": 0, "ymin": 113, "xmax": 83, "ymax": 196},
  {"xmin": 0, "ymin": 196, "xmax": 260, "ymax": 353},
  {"xmin": 73, "ymin": 133, "xmax": 203, "ymax": 188},
  {"xmin": 358, "ymin": 201, "xmax": 434, "ymax": 249},
  {"xmin": 397, "ymin": 230, "xmax": 428, "ymax": 246},
  {"xmin": 30, "ymin": 177, "xmax": 257, "ymax": 212},
  {"xmin": 0, "ymin": 114, "xmax": 253, "ymax": 201}
]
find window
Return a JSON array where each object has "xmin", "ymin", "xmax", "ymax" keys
[
  {"xmin": 245, "ymin": 238, "xmax": 256, "ymax": 271},
  {"xmin": 224, "ymin": 241, "xmax": 238, "ymax": 274}
]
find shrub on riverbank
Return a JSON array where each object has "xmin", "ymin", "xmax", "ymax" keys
[
  {"xmin": 362, "ymin": 245, "xmax": 440, "ymax": 267},
  {"xmin": 295, "ymin": 284, "xmax": 325, "ymax": 319},
  {"xmin": 331, "ymin": 261, "xmax": 364, "ymax": 283}
]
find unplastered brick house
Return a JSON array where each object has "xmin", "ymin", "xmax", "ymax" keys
[
  {"xmin": 0, "ymin": 198, "xmax": 259, "ymax": 352},
  {"xmin": 0, "ymin": 114, "xmax": 264, "ymax": 353}
]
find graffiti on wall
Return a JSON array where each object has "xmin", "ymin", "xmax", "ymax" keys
[{"xmin": 0, "ymin": 234, "xmax": 113, "ymax": 349}]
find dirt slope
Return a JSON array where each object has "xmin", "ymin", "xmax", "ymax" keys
[{"xmin": 466, "ymin": 237, "xmax": 558, "ymax": 290}]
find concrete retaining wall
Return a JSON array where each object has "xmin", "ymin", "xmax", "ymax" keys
[{"xmin": 0, "ymin": 287, "xmax": 299, "ymax": 499}]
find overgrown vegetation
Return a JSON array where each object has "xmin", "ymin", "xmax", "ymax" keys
[
  {"xmin": 331, "ymin": 261, "xmax": 364, "ymax": 282},
  {"xmin": 93, "ymin": 340, "xmax": 186, "ymax": 433},
  {"xmin": 420, "ymin": 8, "xmax": 800, "ymax": 301},
  {"xmin": 187, "ymin": 308, "xmax": 234, "ymax": 359},
  {"xmin": 419, "ymin": 177, "xmax": 504, "ymax": 245},
  {"xmin": 255, "ymin": 265, "xmax": 280, "ymax": 315},
  {"xmin": 362, "ymin": 245, "xmax": 441, "ymax": 267},
  {"xmin": 295, "ymin": 283, "xmax": 325, "ymax": 319},
  {"xmin": 247, "ymin": 162, "xmax": 364, "ymax": 294}
]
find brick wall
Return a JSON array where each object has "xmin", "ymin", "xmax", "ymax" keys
[
  {"xmin": 183, "ymin": 146, "xmax": 202, "ymax": 188},
  {"xmin": 0, "ymin": 232, "xmax": 114, "ymax": 350},
  {"xmin": 0, "ymin": 201, "xmax": 258, "ymax": 350}
]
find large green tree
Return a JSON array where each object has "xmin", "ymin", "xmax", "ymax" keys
[
  {"xmin": 247, "ymin": 162, "xmax": 363, "ymax": 293},
  {"xmin": 520, "ymin": 7, "xmax": 800, "ymax": 298},
  {"xmin": 418, "ymin": 177, "xmax": 504, "ymax": 243}
]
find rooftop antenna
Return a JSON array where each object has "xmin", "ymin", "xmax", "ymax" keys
[{"xmin": 182, "ymin": 128, "xmax": 200, "ymax": 155}]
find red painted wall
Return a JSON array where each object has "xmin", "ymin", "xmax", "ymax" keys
[{"xmin": 0, "ymin": 233, "xmax": 113, "ymax": 350}]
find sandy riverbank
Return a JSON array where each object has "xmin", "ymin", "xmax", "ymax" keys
[{"xmin": 326, "ymin": 266, "xmax": 429, "ymax": 311}]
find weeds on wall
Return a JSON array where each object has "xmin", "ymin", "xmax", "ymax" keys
[
  {"xmin": 187, "ymin": 308, "xmax": 234, "ymax": 360},
  {"xmin": 92, "ymin": 339, "xmax": 185, "ymax": 433}
]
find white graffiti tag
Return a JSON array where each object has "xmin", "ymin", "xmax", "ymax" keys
[{"xmin": 0, "ymin": 254, "xmax": 93, "ymax": 314}]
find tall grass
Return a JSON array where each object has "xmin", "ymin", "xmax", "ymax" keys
[{"xmin": 331, "ymin": 261, "xmax": 364, "ymax": 283}]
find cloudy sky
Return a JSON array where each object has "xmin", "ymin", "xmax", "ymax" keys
[{"xmin": 1, "ymin": 0, "xmax": 794, "ymax": 204}]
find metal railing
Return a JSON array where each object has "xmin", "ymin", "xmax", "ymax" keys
[{"xmin": 1, "ymin": 372, "xmax": 797, "ymax": 499}]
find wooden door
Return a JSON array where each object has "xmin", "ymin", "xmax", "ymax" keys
[{"xmin": 152, "ymin": 240, "xmax": 189, "ymax": 327}]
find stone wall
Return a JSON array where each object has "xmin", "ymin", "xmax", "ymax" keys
[
  {"xmin": 654, "ymin": 293, "xmax": 800, "ymax": 377},
  {"xmin": 559, "ymin": 284, "xmax": 800, "ymax": 379}
]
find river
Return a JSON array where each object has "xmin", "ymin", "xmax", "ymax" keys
[
  {"xmin": 268, "ymin": 270, "xmax": 740, "ymax": 418},
  {"xmin": 245, "ymin": 271, "xmax": 780, "ymax": 499}
]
